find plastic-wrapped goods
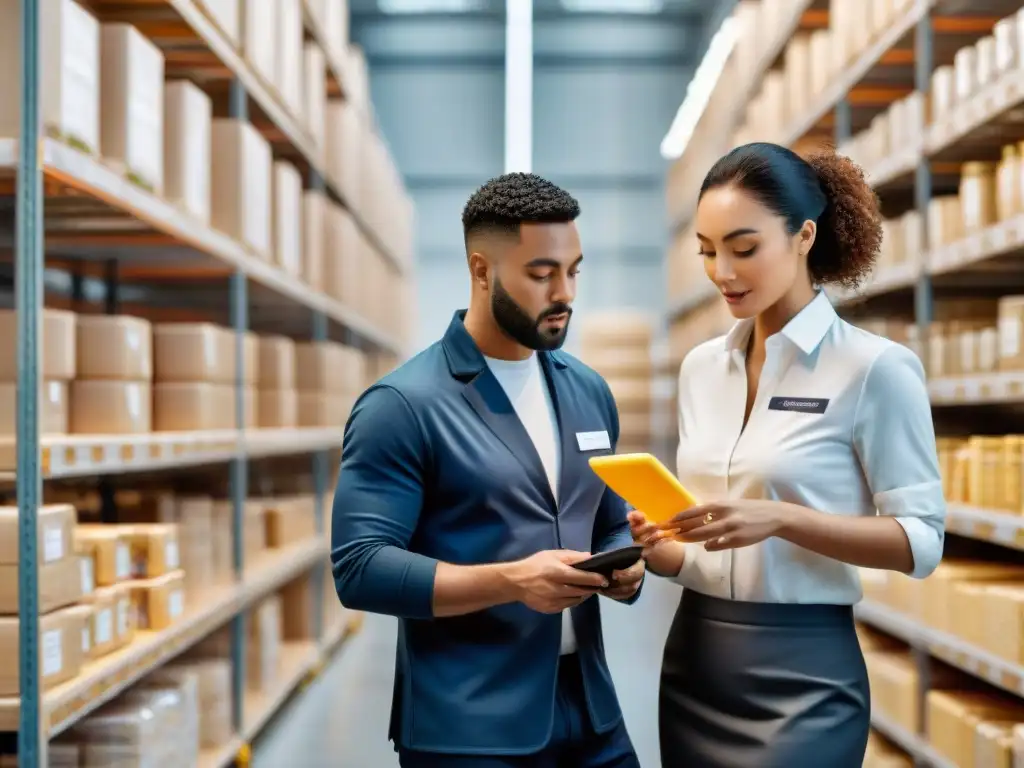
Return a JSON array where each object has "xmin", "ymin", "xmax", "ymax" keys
[{"xmin": 167, "ymin": 658, "xmax": 233, "ymax": 749}]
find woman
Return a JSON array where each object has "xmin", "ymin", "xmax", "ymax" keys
[{"xmin": 631, "ymin": 142, "xmax": 945, "ymax": 767}]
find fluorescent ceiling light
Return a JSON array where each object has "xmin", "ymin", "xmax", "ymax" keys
[
  {"xmin": 378, "ymin": 0, "xmax": 485, "ymax": 12},
  {"xmin": 560, "ymin": 0, "xmax": 663, "ymax": 11},
  {"xmin": 505, "ymin": 0, "xmax": 533, "ymax": 173},
  {"xmin": 659, "ymin": 15, "xmax": 739, "ymax": 160}
]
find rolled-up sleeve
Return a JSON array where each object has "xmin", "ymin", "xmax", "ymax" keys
[
  {"xmin": 330, "ymin": 385, "xmax": 438, "ymax": 619},
  {"xmin": 853, "ymin": 344, "xmax": 946, "ymax": 579}
]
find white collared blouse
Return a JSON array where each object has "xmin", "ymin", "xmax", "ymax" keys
[{"xmin": 674, "ymin": 290, "xmax": 946, "ymax": 604}]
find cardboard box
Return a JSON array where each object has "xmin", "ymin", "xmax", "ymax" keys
[
  {"xmin": 277, "ymin": 0, "xmax": 303, "ymax": 116},
  {"xmin": 272, "ymin": 161, "xmax": 303, "ymax": 277},
  {"xmin": 0, "ymin": 381, "xmax": 68, "ymax": 435},
  {"xmin": 75, "ymin": 525, "xmax": 132, "ymax": 586},
  {"xmin": 258, "ymin": 335, "xmax": 296, "ymax": 389},
  {"xmin": 302, "ymin": 190, "xmax": 327, "ymax": 291},
  {"xmin": 0, "ymin": 0, "xmax": 101, "ymax": 154},
  {"xmin": 298, "ymin": 392, "xmax": 350, "ymax": 428},
  {"xmin": 168, "ymin": 658, "xmax": 233, "ymax": 748},
  {"xmin": 76, "ymin": 314, "xmax": 153, "ymax": 380},
  {"xmin": 124, "ymin": 524, "xmax": 180, "ymax": 579},
  {"xmin": 154, "ymin": 382, "xmax": 235, "ymax": 431},
  {"xmin": 211, "ymin": 502, "xmax": 234, "ymax": 582},
  {"xmin": 127, "ymin": 570, "xmax": 185, "ymax": 631},
  {"xmin": 242, "ymin": 0, "xmax": 277, "ymax": 87},
  {"xmin": 0, "ymin": 503, "xmax": 75, "ymax": 568},
  {"xmin": 257, "ymin": 389, "xmax": 298, "ymax": 429},
  {"xmin": 281, "ymin": 573, "xmax": 314, "ymax": 640},
  {"xmin": 198, "ymin": 0, "xmax": 240, "ymax": 47},
  {"xmin": 295, "ymin": 341, "xmax": 364, "ymax": 392},
  {"xmin": 994, "ymin": 14, "xmax": 1019, "ymax": 75},
  {"xmin": 211, "ymin": 119, "xmax": 272, "ymax": 258},
  {"xmin": 99, "ymin": 22, "xmax": 165, "ymax": 193},
  {"xmin": 303, "ymin": 43, "xmax": 326, "ymax": 149},
  {"xmin": 113, "ymin": 582, "xmax": 134, "ymax": 648},
  {"xmin": 163, "ymin": 80, "xmax": 212, "ymax": 224},
  {"xmin": 245, "ymin": 501, "xmax": 267, "ymax": 560},
  {"xmin": 153, "ymin": 322, "xmax": 232, "ymax": 384},
  {"xmin": 247, "ymin": 595, "xmax": 282, "ymax": 691},
  {"xmin": 0, "ymin": 308, "xmax": 75, "ymax": 382},
  {"xmin": 325, "ymin": 100, "xmax": 361, "ymax": 202},
  {"xmin": 264, "ymin": 496, "xmax": 316, "ymax": 548},
  {"xmin": 0, "ymin": 606, "xmax": 84, "ymax": 695},
  {"xmin": 0, "ymin": 554, "xmax": 81, "ymax": 615},
  {"xmin": 70, "ymin": 381, "xmax": 152, "ymax": 434},
  {"xmin": 64, "ymin": 604, "xmax": 93, "ymax": 663},
  {"xmin": 89, "ymin": 587, "xmax": 119, "ymax": 658}
]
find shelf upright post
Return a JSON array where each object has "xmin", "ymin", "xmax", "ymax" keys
[
  {"xmin": 16, "ymin": 0, "xmax": 44, "ymax": 765},
  {"xmin": 834, "ymin": 99, "xmax": 852, "ymax": 147},
  {"xmin": 311, "ymin": 307, "xmax": 328, "ymax": 643},
  {"xmin": 913, "ymin": 15, "xmax": 934, "ymax": 370},
  {"xmin": 911, "ymin": 16, "xmax": 934, "ymax": 768},
  {"xmin": 98, "ymin": 261, "xmax": 120, "ymax": 524},
  {"xmin": 230, "ymin": 266, "xmax": 249, "ymax": 738},
  {"xmin": 228, "ymin": 77, "xmax": 249, "ymax": 740}
]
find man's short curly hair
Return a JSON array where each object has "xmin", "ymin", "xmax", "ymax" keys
[{"xmin": 461, "ymin": 172, "xmax": 581, "ymax": 242}]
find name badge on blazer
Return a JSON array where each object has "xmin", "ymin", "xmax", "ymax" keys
[
  {"xmin": 768, "ymin": 397, "xmax": 829, "ymax": 414},
  {"xmin": 576, "ymin": 431, "xmax": 611, "ymax": 451}
]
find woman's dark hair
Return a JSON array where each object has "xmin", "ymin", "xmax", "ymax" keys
[{"xmin": 698, "ymin": 142, "xmax": 882, "ymax": 290}]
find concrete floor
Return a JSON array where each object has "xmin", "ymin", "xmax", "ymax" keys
[{"xmin": 252, "ymin": 574, "xmax": 682, "ymax": 768}]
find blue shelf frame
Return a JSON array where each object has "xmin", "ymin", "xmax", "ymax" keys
[
  {"xmin": 12, "ymin": 47, "xmax": 333, "ymax": 766},
  {"xmin": 17, "ymin": 0, "xmax": 44, "ymax": 764}
]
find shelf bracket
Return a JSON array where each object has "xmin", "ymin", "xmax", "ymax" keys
[
  {"xmin": 913, "ymin": 15, "xmax": 934, "ymax": 357},
  {"xmin": 229, "ymin": 79, "xmax": 248, "ymax": 123},
  {"xmin": 230, "ymin": 268, "xmax": 248, "ymax": 734},
  {"xmin": 834, "ymin": 99, "xmax": 852, "ymax": 146}
]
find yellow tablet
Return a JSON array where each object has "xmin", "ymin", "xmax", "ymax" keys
[{"xmin": 588, "ymin": 452, "xmax": 699, "ymax": 525}]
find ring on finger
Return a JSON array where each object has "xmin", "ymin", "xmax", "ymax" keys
[{"xmin": 703, "ymin": 511, "xmax": 714, "ymax": 525}]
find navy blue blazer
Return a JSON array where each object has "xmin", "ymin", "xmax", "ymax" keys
[{"xmin": 330, "ymin": 310, "xmax": 640, "ymax": 756}]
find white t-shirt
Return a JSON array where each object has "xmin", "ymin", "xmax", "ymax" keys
[{"xmin": 484, "ymin": 353, "xmax": 577, "ymax": 655}]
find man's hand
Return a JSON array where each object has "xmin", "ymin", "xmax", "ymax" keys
[
  {"xmin": 504, "ymin": 550, "xmax": 609, "ymax": 614},
  {"xmin": 602, "ymin": 558, "xmax": 645, "ymax": 601}
]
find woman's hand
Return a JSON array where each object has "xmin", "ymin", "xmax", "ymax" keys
[
  {"xmin": 657, "ymin": 500, "xmax": 791, "ymax": 551},
  {"xmin": 628, "ymin": 510, "xmax": 685, "ymax": 577}
]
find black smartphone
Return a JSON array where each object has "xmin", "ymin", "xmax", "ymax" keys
[{"xmin": 572, "ymin": 545, "xmax": 645, "ymax": 578}]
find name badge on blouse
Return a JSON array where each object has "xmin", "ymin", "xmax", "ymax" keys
[
  {"xmin": 768, "ymin": 397, "xmax": 829, "ymax": 414},
  {"xmin": 576, "ymin": 430, "xmax": 611, "ymax": 451}
]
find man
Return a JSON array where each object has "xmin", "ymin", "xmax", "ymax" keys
[{"xmin": 331, "ymin": 172, "xmax": 644, "ymax": 767}]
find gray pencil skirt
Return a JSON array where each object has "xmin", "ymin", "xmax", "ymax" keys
[{"xmin": 659, "ymin": 589, "xmax": 870, "ymax": 768}]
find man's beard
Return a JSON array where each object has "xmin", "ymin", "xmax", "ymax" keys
[{"xmin": 491, "ymin": 279, "xmax": 572, "ymax": 351}]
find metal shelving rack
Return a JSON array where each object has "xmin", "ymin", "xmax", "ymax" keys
[
  {"xmin": 663, "ymin": 1, "xmax": 1024, "ymax": 765},
  {"xmin": 16, "ymin": 2, "xmax": 43, "ymax": 763},
  {"xmin": 8, "ymin": 1, "xmax": 409, "ymax": 765}
]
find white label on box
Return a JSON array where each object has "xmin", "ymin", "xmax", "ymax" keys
[
  {"xmin": 95, "ymin": 609, "xmax": 112, "ymax": 645},
  {"xmin": 116, "ymin": 543, "xmax": 131, "ymax": 580},
  {"xmin": 80, "ymin": 557, "xmax": 94, "ymax": 595},
  {"xmin": 43, "ymin": 526, "xmax": 64, "ymax": 563},
  {"xmin": 166, "ymin": 540, "xmax": 180, "ymax": 570},
  {"xmin": 81, "ymin": 627, "xmax": 91, "ymax": 654},
  {"xmin": 42, "ymin": 630, "xmax": 62, "ymax": 677},
  {"xmin": 117, "ymin": 600, "xmax": 129, "ymax": 636},
  {"xmin": 169, "ymin": 589, "xmax": 184, "ymax": 620}
]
